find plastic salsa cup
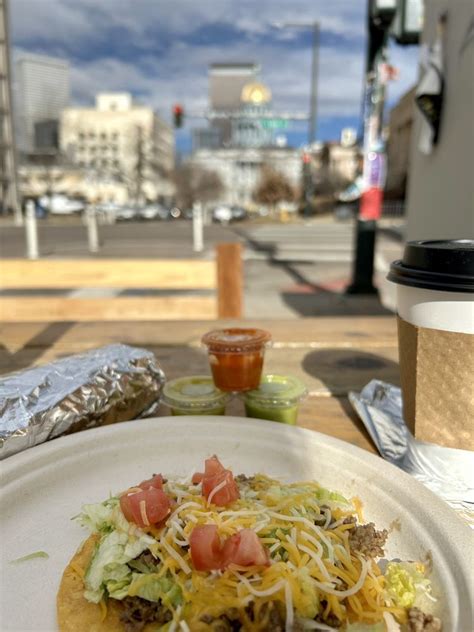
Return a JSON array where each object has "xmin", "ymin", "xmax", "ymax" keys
[
  {"xmin": 243, "ymin": 374, "xmax": 307, "ymax": 424},
  {"xmin": 162, "ymin": 376, "xmax": 229, "ymax": 416},
  {"xmin": 201, "ymin": 328, "xmax": 272, "ymax": 392}
]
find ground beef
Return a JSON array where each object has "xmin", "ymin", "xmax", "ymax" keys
[
  {"xmin": 235, "ymin": 474, "xmax": 258, "ymax": 489},
  {"xmin": 315, "ymin": 602, "xmax": 342, "ymax": 628},
  {"xmin": 134, "ymin": 550, "xmax": 160, "ymax": 568},
  {"xmin": 201, "ymin": 602, "xmax": 287, "ymax": 631},
  {"xmin": 348, "ymin": 522, "xmax": 388, "ymax": 558},
  {"xmin": 407, "ymin": 607, "xmax": 442, "ymax": 631},
  {"xmin": 119, "ymin": 596, "xmax": 172, "ymax": 632}
]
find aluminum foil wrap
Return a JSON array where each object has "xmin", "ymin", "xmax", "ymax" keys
[
  {"xmin": 350, "ymin": 380, "xmax": 474, "ymax": 527},
  {"xmin": 0, "ymin": 344, "xmax": 165, "ymax": 460}
]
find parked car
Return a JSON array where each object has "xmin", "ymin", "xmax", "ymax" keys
[
  {"xmin": 139, "ymin": 204, "xmax": 171, "ymax": 221},
  {"xmin": 212, "ymin": 206, "xmax": 232, "ymax": 224},
  {"xmin": 115, "ymin": 205, "xmax": 138, "ymax": 221},
  {"xmin": 39, "ymin": 194, "xmax": 84, "ymax": 215},
  {"xmin": 230, "ymin": 206, "xmax": 247, "ymax": 222}
]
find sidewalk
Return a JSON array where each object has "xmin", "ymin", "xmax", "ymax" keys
[{"xmin": 0, "ymin": 218, "xmax": 403, "ymax": 318}]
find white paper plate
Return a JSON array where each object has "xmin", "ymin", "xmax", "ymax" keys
[{"xmin": 1, "ymin": 416, "xmax": 472, "ymax": 631}]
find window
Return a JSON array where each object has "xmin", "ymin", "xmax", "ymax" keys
[
  {"xmin": 111, "ymin": 132, "xmax": 118, "ymax": 141},
  {"xmin": 100, "ymin": 132, "xmax": 107, "ymax": 140},
  {"xmin": 78, "ymin": 132, "xmax": 85, "ymax": 141},
  {"xmin": 89, "ymin": 131, "xmax": 96, "ymax": 138}
]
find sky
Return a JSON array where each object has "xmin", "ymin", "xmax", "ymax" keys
[{"xmin": 10, "ymin": 0, "xmax": 420, "ymax": 154}]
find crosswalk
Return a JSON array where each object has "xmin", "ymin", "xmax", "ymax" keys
[{"xmin": 242, "ymin": 222, "xmax": 355, "ymax": 262}]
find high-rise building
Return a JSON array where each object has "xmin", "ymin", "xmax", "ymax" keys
[
  {"xmin": 209, "ymin": 62, "xmax": 259, "ymax": 146},
  {"xmin": 60, "ymin": 92, "xmax": 174, "ymax": 203},
  {"xmin": 13, "ymin": 53, "xmax": 69, "ymax": 153},
  {"xmin": 0, "ymin": 0, "xmax": 20, "ymax": 220}
]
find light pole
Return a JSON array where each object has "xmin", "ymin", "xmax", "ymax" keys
[{"xmin": 272, "ymin": 21, "xmax": 320, "ymax": 145}]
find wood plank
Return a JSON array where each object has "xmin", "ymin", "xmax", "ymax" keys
[
  {"xmin": 0, "ymin": 297, "xmax": 218, "ymax": 322},
  {"xmin": 0, "ymin": 341, "xmax": 399, "ymax": 397},
  {"xmin": 0, "ymin": 259, "xmax": 216, "ymax": 289},
  {"xmin": 217, "ymin": 243, "xmax": 243, "ymax": 318},
  {"xmin": 0, "ymin": 317, "xmax": 397, "ymax": 350}
]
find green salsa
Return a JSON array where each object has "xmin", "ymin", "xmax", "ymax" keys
[
  {"xmin": 162, "ymin": 376, "xmax": 229, "ymax": 416},
  {"xmin": 243, "ymin": 374, "xmax": 306, "ymax": 425}
]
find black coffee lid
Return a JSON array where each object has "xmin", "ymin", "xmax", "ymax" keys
[{"xmin": 388, "ymin": 239, "xmax": 474, "ymax": 293}]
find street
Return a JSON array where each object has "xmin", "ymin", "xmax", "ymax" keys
[{"xmin": 0, "ymin": 217, "xmax": 402, "ymax": 318}]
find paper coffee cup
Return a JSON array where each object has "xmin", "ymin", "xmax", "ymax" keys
[{"xmin": 388, "ymin": 239, "xmax": 474, "ymax": 449}]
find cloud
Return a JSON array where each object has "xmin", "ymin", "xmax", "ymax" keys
[{"xmin": 10, "ymin": 0, "xmax": 419, "ymax": 138}]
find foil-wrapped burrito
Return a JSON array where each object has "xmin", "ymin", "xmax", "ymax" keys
[{"xmin": 0, "ymin": 344, "xmax": 165, "ymax": 460}]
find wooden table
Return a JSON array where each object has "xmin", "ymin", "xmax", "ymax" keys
[{"xmin": 0, "ymin": 317, "xmax": 400, "ymax": 453}]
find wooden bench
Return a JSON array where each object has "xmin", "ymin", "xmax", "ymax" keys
[{"xmin": 0, "ymin": 243, "xmax": 243, "ymax": 321}]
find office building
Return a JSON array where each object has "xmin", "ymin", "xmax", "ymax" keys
[
  {"xmin": 0, "ymin": 0, "xmax": 20, "ymax": 219},
  {"xmin": 209, "ymin": 62, "xmax": 259, "ymax": 146},
  {"xmin": 60, "ymin": 92, "xmax": 174, "ymax": 203},
  {"xmin": 14, "ymin": 53, "xmax": 69, "ymax": 153}
]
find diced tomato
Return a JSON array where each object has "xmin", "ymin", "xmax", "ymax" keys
[
  {"xmin": 189, "ymin": 526, "xmax": 268, "ymax": 571},
  {"xmin": 139, "ymin": 474, "xmax": 164, "ymax": 490},
  {"xmin": 204, "ymin": 455, "xmax": 225, "ymax": 477},
  {"xmin": 203, "ymin": 470, "xmax": 240, "ymax": 506},
  {"xmin": 193, "ymin": 456, "xmax": 240, "ymax": 507},
  {"xmin": 189, "ymin": 524, "xmax": 224, "ymax": 571},
  {"xmin": 192, "ymin": 472, "xmax": 204, "ymax": 485},
  {"xmin": 223, "ymin": 529, "xmax": 269, "ymax": 567},
  {"xmin": 120, "ymin": 487, "xmax": 171, "ymax": 528}
]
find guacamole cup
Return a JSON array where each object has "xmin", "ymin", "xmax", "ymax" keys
[
  {"xmin": 162, "ymin": 376, "xmax": 229, "ymax": 416},
  {"xmin": 243, "ymin": 374, "xmax": 307, "ymax": 424}
]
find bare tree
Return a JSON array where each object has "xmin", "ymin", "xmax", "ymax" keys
[
  {"xmin": 173, "ymin": 163, "xmax": 224, "ymax": 209},
  {"xmin": 253, "ymin": 165, "xmax": 295, "ymax": 210}
]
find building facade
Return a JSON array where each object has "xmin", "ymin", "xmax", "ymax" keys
[
  {"xmin": 0, "ymin": 0, "xmax": 20, "ymax": 219},
  {"xmin": 60, "ymin": 92, "xmax": 174, "ymax": 203},
  {"xmin": 13, "ymin": 53, "xmax": 69, "ymax": 154},
  {"xmin": 189, "ymin": 147, "xmax": 302, "ymax": 206},
  {"xmin": 208, "ymin": 62, "xmax": 260, "ymax": 147}
]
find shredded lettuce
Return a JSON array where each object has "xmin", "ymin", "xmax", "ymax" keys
[
  {"xmin": 84, "ymin": 529, "xmax": 154, "ymax": 603},
  {"xmin": 128, "ymin": 573, "xmax": 183, "ymax": 607},
  {"xmin": 314, "ymin": 487, "xmax": 350, "ymax": 505},
  {"xmin": 296, "ymin": 567, "xmax": 320, "ymax": 619},
  {"xmin": 76, "ymin": 497, "xmax": 119, "ymax": 533},
  {"xmin": 385, "ymin": 561, "xmax": 433, "ymax": 609},
  {"xmin": 345, "ymin": 623, "xmax": 386, "ymax": 631},
  {"xmin": 10, "ymin": 551, "xmax": 49, "ymax": 563}
]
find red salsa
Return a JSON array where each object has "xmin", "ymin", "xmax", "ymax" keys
[{"xmin": 202, "ymin": 328, "xmax": 271, "ymax": 392}]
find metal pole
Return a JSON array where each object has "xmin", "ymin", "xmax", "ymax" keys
[
  {"xmin": 86, "ymin": 206, "xmax": 99, "ymax": 253},
  {"xmin": 309, "ymin": 22, "xmax": 320, "ymax": 144},
  {"xmin": 25, "ymin": 200, "xmax": 39, "ymax": 259},
  {"xmin": 192, "ymin": 201, "xmax": 204, "ymax": 252}
]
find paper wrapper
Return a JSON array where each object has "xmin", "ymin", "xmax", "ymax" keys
[
  {"xmin": 397, "ymin": 316, "xmax": 474, "ymax": 449},
  {"xmin": 350, "ymin": 380, "xmax": 474, "ymax": 527},
  {"xmin": 0, "ymin": 344, "xmax": 165, "ymax": 460}
]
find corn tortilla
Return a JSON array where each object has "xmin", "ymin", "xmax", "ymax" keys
[{"xmin": 57, "ymin": 534, "xmax": 155, "ymax": 632}]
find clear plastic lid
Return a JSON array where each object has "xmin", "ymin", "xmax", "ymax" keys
[
  {"xmin": 202, "ymin": 328, "xmax": 272, "ymax": 353},
  {"xmin": 162, "ymin": 376, "xmax": 229, "ymax": 410},
  {"xmin": 244, "ymin": 374, "xmax": 307, "ymax": 407}
]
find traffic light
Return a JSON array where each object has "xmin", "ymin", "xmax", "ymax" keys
[{"xmin": 173, "ymin": 104, "xmax": 184, "ymax": 128}]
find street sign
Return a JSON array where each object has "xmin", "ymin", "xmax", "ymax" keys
[{"xmin": 261, "ymin": 118, "xmax": 288, "ymax": 130}]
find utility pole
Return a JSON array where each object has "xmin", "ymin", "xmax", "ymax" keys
[
  {"xmin": 0, "ymin": 0, "xmax": 21, "ymax": 224},
  {"xmin": 347, "ymin": 0, "xmax": 395, "ymax": 295},
  {"xmin": 272, "ymin": 21, "xmax": 320, "ymax": 217}
]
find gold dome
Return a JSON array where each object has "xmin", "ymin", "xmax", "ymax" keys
[{"xmin": 241, "ymin": 82, "xmax": 272, "ymax": 105}]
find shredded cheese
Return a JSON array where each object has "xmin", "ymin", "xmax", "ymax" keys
[
  {"xmin": 139, "ymin": 500, "xmax": 150, "ymax": 527},
  {"xmin": 206, "ymin": 478, "xmax": 229, "ymax": 506}
]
